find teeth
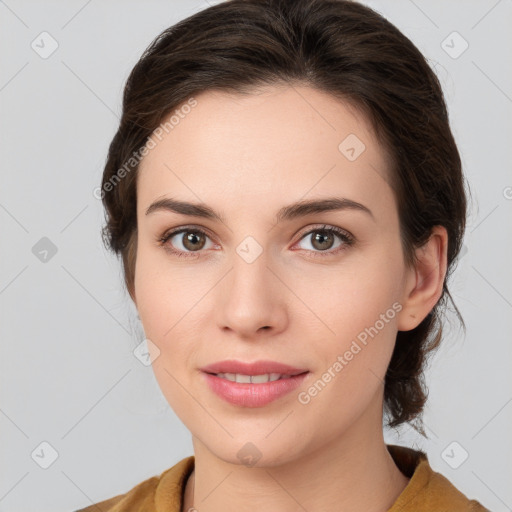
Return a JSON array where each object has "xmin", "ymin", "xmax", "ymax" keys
[
  {"xmin": 251, "ymin": 374, "xmax": 273, "ymax": 383},
  {"xmin": 216, "ymin": 373, "xmax": 291, "ymax": 383}
]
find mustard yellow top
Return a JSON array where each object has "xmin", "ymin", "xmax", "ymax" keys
[{"xmin": 75, "ymin": 444, "xmax": 490, "ymax": 511}]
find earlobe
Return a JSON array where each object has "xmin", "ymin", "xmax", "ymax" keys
[{"xmin": 396, "ymin": 226, "xmax": 448, "ymax": 332}]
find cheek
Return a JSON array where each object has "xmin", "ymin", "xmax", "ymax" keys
[
  {"xmin": 288, "ymin": 251, "xmax": 402, "ymax": 346},
  {"xmin": 292, "ymin": 258, "xmax": 401, "ymax": 405},
  {"xmin": 331, "ymin": 279, "xmax": 400, "ymax": 341},
  {"xmin": 296, "ymin": 290, "xmax": 399, "ymax": 436},
  {"xmin": 133, "ymin": 247, "xmax": 204, "ymax": 396},
  {"xmin": 134, "ymin": 243, "xmax": 190, "ymax": 337},
  {"xmin": 135, "ymin": 273, "xmax": 199, "ymax": 423}
]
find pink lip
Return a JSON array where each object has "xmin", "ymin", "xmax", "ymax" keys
[
  {"xmin": 200, "ymin": 359, "xmax": 308, "ymax": 376},
  {"xmin": 199, "ymin": 359, "xmax": 309, "ymax": 408},
  {"xmin": 202, "ymin": 372, "xmax": 309, "ymax": 407}
]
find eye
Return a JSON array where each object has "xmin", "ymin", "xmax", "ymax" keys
[
  {"xmin": 293, "ymin": 224, "xmax": 354, "ymax": 257},
  {"xmin": 157, "ymin": 226, "xmax": 215, "ymax": 258},
  {"xmin": 157, "ymin": 224, "xmax": 355, "ymax": 259}
]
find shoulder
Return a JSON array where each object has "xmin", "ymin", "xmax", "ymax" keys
[
  {"xmin": 73, "ymin": 456, "xmax": 195, "ymax": 512},
  {"xmin": 387, "ymin": 444, "xmax": 491, "ymax": 511},
  {"xmin": 73, "ymin": 475, "xmax": 160, "ymax": 512},
  {"xmin": 414, "ymin": 460, "xmax": 490, "ymax": 511}
]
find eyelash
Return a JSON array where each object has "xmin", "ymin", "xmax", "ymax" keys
[{"xmin": 157, "ymin": 224, "xmax": 355, "ymax": 260}]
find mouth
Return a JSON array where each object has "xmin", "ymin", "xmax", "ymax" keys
[{"xmin": 199, "ymin": 360, "xmax": 310, "ymax": 407}]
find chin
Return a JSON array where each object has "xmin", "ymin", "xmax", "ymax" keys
[{"xmin": 198, "ymin": 432, "xmax": 312, "ymax": 469}]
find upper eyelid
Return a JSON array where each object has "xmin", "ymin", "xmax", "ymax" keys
[
  {"xmin": 297, "ymin": 224, "xmax": 351, "ymax": 237},
  {"xmin": 163, "ymin": 224, "xmax": 216, "ymax": 242}
]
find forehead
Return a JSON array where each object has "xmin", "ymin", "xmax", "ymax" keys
[{"xmin": 137, "ymin": 85, "xmax": 394, "ymax": 221}]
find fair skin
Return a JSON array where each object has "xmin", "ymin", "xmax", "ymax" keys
[{"xmin": 133, "ymin": 84, "xmax": 447, "ymax": 512}]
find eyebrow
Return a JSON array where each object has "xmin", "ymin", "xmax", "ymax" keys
[{"xmin": 145, "ymin": 196, "xmax": 374, "ymax": 223}]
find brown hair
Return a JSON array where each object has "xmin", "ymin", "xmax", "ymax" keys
[{"xmin": 100, "ymin": 0, "xmax": 469, "ymax": 433}]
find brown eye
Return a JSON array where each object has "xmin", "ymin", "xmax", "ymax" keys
[
  {"xmin": 295, "ymin": 225, "xmax": 354, "ymax": 257},
  {"xmin": 159, "ymin": 227, "xmax": 214, "ymax": 257},
  {"xmin": 181, "ymin": 230, "xmax": 207, "ymax": 251},
  {"xmin": 310, "ymin": 230, "xmax": 335, "ymax": 251}
]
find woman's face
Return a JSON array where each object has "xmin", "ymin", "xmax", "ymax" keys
[{"xmin": 134, "ymin": 85, "xmax": 416, "ymax": 466}]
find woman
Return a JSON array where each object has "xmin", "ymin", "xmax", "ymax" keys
[{"xmin": 77, "ymin": 0, "xmax": 490, "ymax": 510}]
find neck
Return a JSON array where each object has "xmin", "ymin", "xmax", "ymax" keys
[{"xmin": 182, "ymin": 398, "xmax": 409, "ymax": 512}]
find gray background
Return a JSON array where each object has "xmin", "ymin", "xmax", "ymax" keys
[{"xmin": 1, "ymin": 0, "xmax": 510, "ymax": 511}]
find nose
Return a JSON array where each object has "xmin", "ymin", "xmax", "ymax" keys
[{"xmin": 214, "ymin": 249, "xmax": 288, "ymax": 340}]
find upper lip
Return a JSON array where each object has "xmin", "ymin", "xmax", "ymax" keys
[{"xmin": 200, "ymin": 360, "xmax": 309, "ymax": 376}]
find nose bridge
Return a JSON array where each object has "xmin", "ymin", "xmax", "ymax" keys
[
  {"xmin": 237, "ymin": 238, "xmax": 268, "ymax": 283},
  {"xmin": 229, "ymin": 236, "xmax": 273, "ymax": 307},
  {"xmin": 215, "ymin": 234, "xmax": 287, "ymax": 336}
]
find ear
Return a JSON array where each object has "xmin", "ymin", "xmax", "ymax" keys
[{"xmin": 396, "ymin": 226, "xmax": 448, "ymax": 331}]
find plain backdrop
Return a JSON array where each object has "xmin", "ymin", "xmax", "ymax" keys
[{"xmin": 1, "ymin": 1, "xmax": 511, "ymax": 511}]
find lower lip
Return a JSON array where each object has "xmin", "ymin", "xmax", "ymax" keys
[{"xmin": 202, "ymin": 372, "xmax": 309, "ymax": 407}]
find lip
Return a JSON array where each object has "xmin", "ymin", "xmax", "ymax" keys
[
  {"xmin": 199, "ymin": 359, "xmax": 308, "ymax": 376},
  {"xmin": 199, "ymin": 359, "xmax": 310, "ymax": 408},
  {"xmin": 202, "ymin": 372, "xmax": 309, "ymax": 407}
]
